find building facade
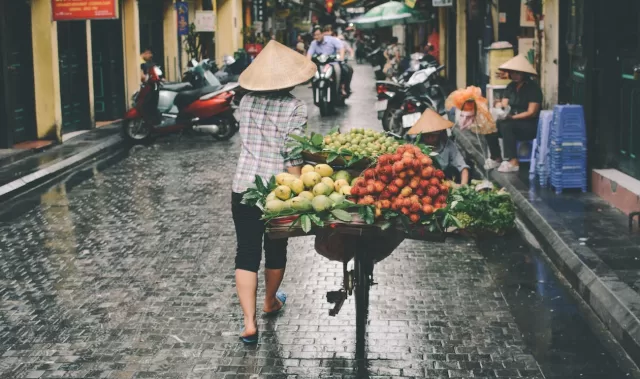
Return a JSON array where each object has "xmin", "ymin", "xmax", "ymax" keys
[{"xmin": 0, "ymin": 0, "xmax": 240, "ymax": 149}]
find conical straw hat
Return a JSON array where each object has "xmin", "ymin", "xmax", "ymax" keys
[
  {"xmin": 239, "ymin": 40, "xmax": 317, "ymax": 91},
  {"xmin": 498, "ymin": 54, "xmax": 537, "ymax": 75},
  {"xmin": 407, "ymin": 109, "xmax": 453, "ymax": 135}
]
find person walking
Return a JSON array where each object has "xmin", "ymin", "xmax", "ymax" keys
[
  {"xmin": 484, "ymin": 55, "xmax": 542, "ymax": 173},
  {"xmin": 232, "ymin": 40, "xmax": 316, "ymax": 344}
]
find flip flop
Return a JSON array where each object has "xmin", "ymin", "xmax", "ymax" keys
[
  {"xmin": 240, "ymin": 328, "xmax": 259, "ymax": 344},
  {"xmin": 264, "ymin": 290, "xmax": 287, "ymax": 316}
]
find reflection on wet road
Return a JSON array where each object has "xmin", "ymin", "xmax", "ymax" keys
[{"xmin": 0, "ymin": 64, "xmax": 636, "ymax": 378}]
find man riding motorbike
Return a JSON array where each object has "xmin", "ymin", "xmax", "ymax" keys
[{"xmin": 307, "ymin": 26, "xmax": 352, "ymax": 97}]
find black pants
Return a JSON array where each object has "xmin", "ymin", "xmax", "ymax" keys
[
  {"xmin": 340, "ymin": 62, "xmax": 353, "ymax": 91},
  {"xmin": 231, "ymin": 192, "xmax": 288, "ymax": 273},
  {"xmin": 485, "ymin": 119, "xmax": 538, "ymax": 160}
]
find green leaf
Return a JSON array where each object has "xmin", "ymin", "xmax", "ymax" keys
[
  {"xmin": 288, "ymin": 134, "xmax": 307, "ymax": 143},
  {"xmin": 311, "ymin": 133, "xmax": 324, "ymax": 146},
  {"xmin": 327, "ymin": 152, "xmax": 339, "ymax": 163},
  {"xmin": 328, "ymin": 126, "xmax": 340, "ymax": 135},
  {"xmin": 254, "ymin": 175, "xmax": 267, "ymax": 193},
  {"xmin": 379, "ymin": 221, "xmax": 391, "ymax": 231},
  {"xmin": 383, "ymin": 211, "xmax": 399, "ymax": 220},
  {"xmin": 308, "ymin": 214, "xmax": 325, "ymax": 227},
  {"xmin": 331, "ymin": 209, "xmax": 352, "ymax": 222},
  {"xmin": 300, "ymin": 215, "xmax": 312, "ymax": 233},
  {"xmin": 268, "ymin": 176, "xmax": 277, "ymax": 191},
  {"xmin": 363, "ymin": 206, "xmax": 375, "ymax": 225},
  {"xmin": 290, "ymin": 146, "xmax": 303, "ymax": 157},
  {"xmin": 307, "ymin": 146, "xmax": 321, "ymax": 153}
]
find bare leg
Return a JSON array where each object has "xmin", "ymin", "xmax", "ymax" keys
[
  {"xmin": 263, "ymin": 268, "xmax": 285, "ymax": 313},
  {"xmin": 236, "ymin": 269, "xmax": 258, "ymax": 336}
]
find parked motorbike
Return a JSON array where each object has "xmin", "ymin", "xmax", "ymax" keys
[
  {"xmin": 394, "ymin": 53, "xmax": 438, "ymax": 84},
  {"xmin": 377, "ymin": 65, "xmax": 447, "ymax": 137},
  {"xmin": 312, "ymin": 54, "xmax": 347, "ymax": 116},
  {"xmin": 122, "ymin": 60, "xmax": 239, "ymax": 144},
  {"xmin": 367, "ymin": 47, "xmax": 386, "ymax": 81}
]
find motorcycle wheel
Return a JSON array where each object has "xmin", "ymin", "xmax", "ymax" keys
[
  {"xmin": 390, "ymin": 114, "xmax": 405, "ymax": 137},
  {"xmin": 123, "ymin": 118, "xmax": 153, "ymax": 145},
  {"xmin": 211, "ymin": 118, "xmax": 236, "ymax": 141},
  {"xmin": 319, "ymin": 101, "xmax": 330, "ymax": 116},
  {"xmin": 381, "ymin": 108, "xmax": 395, "ymax": 132}
]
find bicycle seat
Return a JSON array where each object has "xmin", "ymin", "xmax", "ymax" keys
[
  {"xmin": 174, "ymin": 85, "xmax": 222, "ymax": 108},
  {"xmin": 162, "ymin": 82, "xmax": 192, "ymax": 92}
]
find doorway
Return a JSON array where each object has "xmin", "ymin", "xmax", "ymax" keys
[
  {"xmin": 0, "ymin": 0, "xmax": 37, "ymax": 147},
  {"xmin": 91, "ymin": 19, "xmax": 126, "ymax": 121},
  {"xmin": 139, "ymin": 0, "xmax": 165, "ymax": 72},
  {"xmin": 58, "ymin": 21, "xmax": 91, "ymax": 134}
]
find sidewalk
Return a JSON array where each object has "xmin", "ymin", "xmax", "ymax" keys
[
  {"xmin": 0, "ymin": 123, "xmax": 123, "ymax": 203},
  {"xmin": 454, "ymin": 127, "xmax": 640, "ymax": 366}
]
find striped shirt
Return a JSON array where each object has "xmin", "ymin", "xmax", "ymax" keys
[{"xmin": 232, "ymin": 92, "xmax": 307, "ymax": 193}]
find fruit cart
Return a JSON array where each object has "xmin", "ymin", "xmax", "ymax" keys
[{"xmin": 266, "ymin": 214, "xmax": 447, "ymax": 356}]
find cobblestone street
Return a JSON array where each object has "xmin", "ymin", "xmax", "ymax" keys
[{"xmin": 0, "ymin": 65, "xmax": 634, "ymax": 379}]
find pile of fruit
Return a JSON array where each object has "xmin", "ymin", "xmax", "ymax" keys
[
  {"xmin": 349, "ymin": 144, "xmax": 451, "ymax": 224},
  {"xmin": 323, "ymin": 128, "xmax": 401, "ymax": 157},
  {"xmin": 263, "ymin": 164, "xmax": 354, "ymax": 215},
  {"xmin": 287, "ymin": 128, "xmax": 402, "ymax": 168}
]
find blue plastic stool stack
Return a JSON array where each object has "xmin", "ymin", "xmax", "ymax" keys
[
  {"xmin": 549, "ymin": 105, "xmax": 587, "ymax": 194},
  {"xmin": 530, "ymin": 110, "xmax": 553, "ymax": 186}
]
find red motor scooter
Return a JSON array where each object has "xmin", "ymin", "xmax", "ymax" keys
[{"xmin": 122, "ymin": 60, "xmax": 239, "ymax": 144}]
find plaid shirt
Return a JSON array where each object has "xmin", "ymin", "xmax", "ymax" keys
[{"xmin": 232, "ymin": 92, "xmax": 307, "ymax": 193}]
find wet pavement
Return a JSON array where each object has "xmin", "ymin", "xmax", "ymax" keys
[{"xmin": 0, "ymin": 65, "xmax": 637, "ymax": 378}]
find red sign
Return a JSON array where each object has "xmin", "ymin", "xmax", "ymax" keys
[{"xmin": 52, "ymin": 0, "xmax": 118, "ymax": 21}]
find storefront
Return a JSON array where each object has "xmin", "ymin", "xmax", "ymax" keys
[
  {"xmin": 92, "ymin": 17, "xmax": 126, "ymax": 122},
  {"xmin": 0, "ymin": 1, "xmax": 37, "ymax": 148},
  {"xmin": 563, "ymin": 0, "xmax": 640, "ymax": 179},
  {"xmin": 57, "ymin": 21, "xmax": 91, "ymax": 134}
]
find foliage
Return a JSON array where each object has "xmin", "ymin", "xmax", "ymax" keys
[{"xmin": 449, "ymin": 185, "xmax": 516, "ymax": 233}]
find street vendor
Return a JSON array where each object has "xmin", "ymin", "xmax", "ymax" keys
[
  {"xmin": 408, "ymin": 109, "xmax": 470, "ymax": 185},
  {"xmin": 484, "ymin": 55, "xmax": 542, "ymax": 173},
  {"xmin": 232, "ymin": 40, "xmax": 316, "ymax": 344}
]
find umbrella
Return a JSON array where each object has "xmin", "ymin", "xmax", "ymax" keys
[{"xmin": 351, "ymin": 1, "xmax": 426, "ymax": 29}]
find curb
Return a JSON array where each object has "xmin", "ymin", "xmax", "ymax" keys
[
  {"xmin": 0, "ymin": 134, "xmax": 123, "ymax": 204},
  {"xmin": 453, "ymin": 127, "xmax": 640, "ymax": 366}
]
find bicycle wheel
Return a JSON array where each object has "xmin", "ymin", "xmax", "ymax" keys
[{"xmin": 355, "ymin": 249, "xmax": 371, "ymax": 357}]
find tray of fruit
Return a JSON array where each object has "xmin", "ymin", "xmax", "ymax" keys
[
  {"xmin": 288, "ymin": 128, "xmax": 402, "ymax": 170},
  {"xmin": 242, "ymin": 146, "xmax": 517, "ymax": 244}
]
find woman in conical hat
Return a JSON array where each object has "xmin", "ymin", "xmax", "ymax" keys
[
  {"xmin": 231, "ymin": 40, "xmax": 316, "ymax": 344},
  {"xmin": 484, "ymin": 54, "xmax": 543, "ymax": 173},
  {"xmin": 408, "ymin": 109, "xmax": 470, "ymax": 185}
]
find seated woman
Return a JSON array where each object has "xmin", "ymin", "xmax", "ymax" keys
[
  {"xmin": 484, "ymin": 55, "xmax": 542, "ymax": 173},
  {"xmin": 408, "ymin": 109, "xmax": 470, "ymax": 185}
]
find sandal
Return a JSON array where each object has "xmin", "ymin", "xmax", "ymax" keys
[
  {"xmin": 264, "ymin": 290, "xmax": 287, "ymax": 316},
  {"xmin": 240, "ymin": 328, "xmax": 259, "ymax": 344}
]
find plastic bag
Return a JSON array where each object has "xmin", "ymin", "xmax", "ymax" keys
[
  {"xmin": 490, "ymin": 106, "xmax": 511, "ymax": 121},
  {"xmin": 446, "ymin": 86, "xmax": 497, "ymax": 135}
]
